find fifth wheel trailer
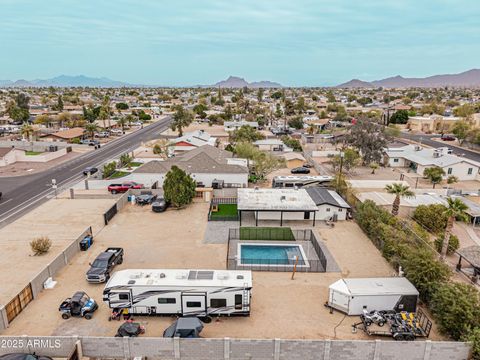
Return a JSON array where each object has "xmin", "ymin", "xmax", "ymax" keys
[
  {"xmin": 328, "ymin": 277, "xmax": 419, "ymax": 315},
  {"xmin": 103, "ymin": 269, "xmax": 252, "ymax": 317}
]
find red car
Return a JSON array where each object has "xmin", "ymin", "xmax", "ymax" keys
[{"xmin": 108, "ymin": 181, "xmax": 144, "ymax": 194}]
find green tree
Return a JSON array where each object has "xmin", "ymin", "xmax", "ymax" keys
[
  {"xmin": 331, "ymin": 148, "xmax": 361, "ymax": 172},
  {"xmin": 280, "ymin": 135, "xmax": 302, "ymax": 151},
  {"xmin": 229, "ymin": 125, "xmax": 264, "ymax": 144},
  {"xmin": 430, "ymin": 282, "xmax": 480, "ymax": 340},
  {"xmin": 451, "ymin": 120, "xmax": 471, "ymax": 145},
  {"xmin": 34, "ymin": 114, "xmax": 53, "ymax": 127},
  {"xmin": 385, "ymin": 183, "xmax": 415, "ymax": 216},
  {"xmin": 84, "ymin": 123, "xmax": 97, "ymax": 140},
  {"xmin": 117, "ymin": 117, "xmax": 127, "ymax": 133},
  {"xmin": 423, "ymin": 166, "xmax": 445, "ymax": 188},
  {"xmin": 369, "ymin": 162, "xmax": 379, "ymax": 174},
  {"xmin": 163, "ymin": 165, "xmax": 196, "ymax": 208},
  {"xmin": 115, "ymin": 102, "xmax": 129, "ymax": 110},
  {"xmin": 389, "ymin": 110, "xmax": 409, "ymax": 124},
  {"xmin": 288, "ymin": 116, "xmax": 304, "ymax": 130},
  {"xmin": 346, "ymin": 119, "xmax": 388, "ymax": 164},
  {"xmin": 119, "ymin": 154, "xmax": 132, "ymax": 167},
  {"xmin": 453, "ymin": 103, "xmax": 476, "ymax": 119},
  {"xmin": 257, "ymin": 88, "xmax": 264, "ymax": 102},
  {"xmin": 413, "ymin": 204, "xmax": 448, "ymax": 233},
  {"xmin": 102, "ymin": 161, "xmax": 117, "ymax": 179},
  {"xmin": 462, "ymin": 327, "xmax": 480, "ymax": 360},
  {"xmin": 434, "ymin": 233, "xmax": 459, "ymax": 255},
  {"xmin": 55, "ymin": 95, "xmax": 64, "ymax": 111},
  {"xmin": 152, "ymin": 139, "xmax": 171, "ymax": 158},
  {"xmin": 441, "ymin": 197, "xmax": 468, "ymax": 258},
  {"xmin": 252, "ymin": 151, "xmax": 285, "ymax": 180},
  {"xmin": 20, "ymin": 123, "xmax": 34, "ymax": 140},
  {"xmin": 171, "ymin": 106, "xmax": 194, "ymax": 136}
]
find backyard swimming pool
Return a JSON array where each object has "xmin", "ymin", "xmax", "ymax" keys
[{"xmin": 238, "ymin": 243, "xmax": 308, "ymax": 266}]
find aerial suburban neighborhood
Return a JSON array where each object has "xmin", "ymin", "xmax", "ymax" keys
[{"xmin": 1, "ymin": 1, "xmax": 480, "ymax": 360}]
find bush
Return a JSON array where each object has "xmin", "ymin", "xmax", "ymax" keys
[
  {"xmin": 434, "ymin": 233, "xmax": 460, "ymax": 255},
  {"xmin": 430, "ymin": 282, "xmax": 480, "ymax": 340},
  {"xmin": 413, "ymin": 204, "xmax": 448, "ymax": 233},
  {"xmin": 103, "ymin": 161, "xmax": 117, "ymax": 179},
  {"xmin": 462, "ymin": 327, "xmax": 480, "ymax": 360},
  {"xmin": 163, "ymin": 165, "xmax": 196, "ymax": 208},
  {"xmin": 30, "ymin": 236, "xmax": 52, "ymax": 255}
]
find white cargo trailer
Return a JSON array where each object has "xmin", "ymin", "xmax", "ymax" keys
[
  {"xmin": 328, "ymin": 277, "xmax": 419, "ymax": 315},
  {"xmin": 103, "ymin": 269, "xmax": 252, "ymax": 317}
]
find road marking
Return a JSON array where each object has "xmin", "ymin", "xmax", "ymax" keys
[{"xmin": 0, "ymin": 199, "xmax": 13, "ymax": 207}]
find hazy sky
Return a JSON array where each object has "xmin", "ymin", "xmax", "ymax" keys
[{"xmin": 0, "ymin": 0, "xmax": 479, "ymax": 86}]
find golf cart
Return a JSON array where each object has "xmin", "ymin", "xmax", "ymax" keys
[
  {"xmin": 59, "ymin": 291, "xmax": 98, "ymax": 320},
  {"xmin": 163, "ymin": 317, "xmax": 204, "ymax": 338},
  {"xmin": 115, "ymin": 321, "xmax": 146, "ymax": 337}
]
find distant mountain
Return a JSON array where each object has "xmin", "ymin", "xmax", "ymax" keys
[
  {"xmin": 336, "ymin": 79, "xmax": 374, "ymax": 88},
  {"xmin": 336, "ymin": 69, "xmax": 480, "ymax": 88},
  {"xmin": 208, "ymin": 76, "xmax": 282, "ymax": 88},
  {"xmin": 0, "ymin": 75, "xmax": 135, "ymax": 88}
]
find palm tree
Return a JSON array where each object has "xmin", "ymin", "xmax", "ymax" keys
[
  {"xmin": 117, "ymin": 117, "xmax": 127, "ymax": 134},
  {"xmin": 385, "ymin": 183, "xmax": 415, "ymax": 216},
  {"xmin": 84, "ymin": 123, "xmax": 97, "ymax": 140},
  {"xmin": 441, "ymin": 198, "xmax": 468, "ymax": 258},
  {"xmin": 447, "ymin": 175, "xmax": 458, "ymax": 189},
  {"xmin": 20, "ymin": 123, "xmax": 34, "ymax": 140}
]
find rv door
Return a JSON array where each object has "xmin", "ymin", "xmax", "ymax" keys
[
  {"xmin": 330, "ymin": 290, "xmax": 349, "ymax": 313},
  {"xmin": 181, "ymin": 292, "xmax": 207, "ymax": 316}
]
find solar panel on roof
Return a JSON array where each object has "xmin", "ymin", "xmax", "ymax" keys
[{"xmin": 187, "ymin": 270, "xmax": 214, "ymax": 280}]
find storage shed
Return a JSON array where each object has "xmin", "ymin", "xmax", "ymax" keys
[{"xmin": 328, "ymin": 277, "xmax": 419, "ymax": 315}]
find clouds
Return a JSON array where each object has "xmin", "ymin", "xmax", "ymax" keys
[{"xmin": 0, "ymin": 0, "xmax": 479, "ymax": 85}]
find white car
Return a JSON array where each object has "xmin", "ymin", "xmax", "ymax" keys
[
  {"xmin": 110, "ymin": 129, "xmax": 123, "ymax": 136},
  {"xmin": 131, "ymin": 121, "xmax": 143, "ymax": 126}
]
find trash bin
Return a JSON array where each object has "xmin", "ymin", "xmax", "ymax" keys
[{"xmin": 80, "ymin": 235, "xmax": 94, "ymax": 251}]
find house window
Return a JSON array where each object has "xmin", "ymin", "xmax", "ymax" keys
[
  {"xmin": 326, "ymin": 208, "xmax": 331, "ymax": 212},
  {"xmin": 468, "ymin": 168, "xmax": 473, "ymax": 175},
  {"xmin": 186, "ymin": 301, "xmax": 202, "ymax": 308},
  {"xmin": 119, "ymin": 293, "xmax": 129, "ymax": 300},
  {"xmin": 393, "ymin": 158, "xmax": 399, "ymax": 163},
  {"xmin": 210, "ymin": 299, "xmax": 227, "ymax": 308},
  {"xmin": 338, "ymin": 209, "xmax": 342, "ymax": 212},
  {"xmin": 447, "ymin": 168, "xmax": 452, "ymax": 174},
  {"xmin": 158, "ymin": 298, "xmax": 176, "ymax": 304}
]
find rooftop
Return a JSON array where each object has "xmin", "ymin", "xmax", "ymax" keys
[
  {"xmin": 306, "ymin": 187, "xmax": 350, "ymax": 209},
  {"xmin": 237, "ymin": 188, "xmax": 318, "ymax": 211}
]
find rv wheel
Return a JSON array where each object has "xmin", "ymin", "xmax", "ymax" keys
[{"xmin": 200, "ymin": 316, "xmax": 212, "ymax": 324}]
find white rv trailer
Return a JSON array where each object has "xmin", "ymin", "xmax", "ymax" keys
[
  {"xmin": 272, "ymin": 175, "xmax": 333, "ymax": 189},
  {"xmin": 103, "ymin": 269, "xmax": 252, "ymax": 317},
  {"xmin": 328, "ymin": 277, "xmax": 419, "ymax": 315}
]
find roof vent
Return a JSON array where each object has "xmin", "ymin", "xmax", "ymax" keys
[
  {"xmin": 236, "ymin": 275, "xmax": 244, "ymax": 280},
  {"xmin": 159, "ymin": 273, "xmax": 166, "ymax": 278},
  {"xmin": 128, "ymin": 280, "xmax": 136, "ymax": 285},
  {"xmin": 280, "ymin": 195, "xmax": 286, "ymax": 201}
]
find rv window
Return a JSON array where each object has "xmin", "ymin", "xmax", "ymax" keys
[
  {"xmin": 119, "ymin": 293, "xmax": 129, "ymax": 300},
  {"xmin": 158, "ymin": 298, "xmax": 176, "ymax": 304},
  {"xmin": 234, "ymin": 294, "xmax": 243, "ymax": 309},
  {"xmin": 285, "ymin": 183, "xmax": 294, "ymax": 188},
  {"xmin": 186, "ymin": 301, "xmax": 202, "ymax": 308},
  {"xmin": 210, "ymin": 299, "xmax": 227, "ymax": 308}
]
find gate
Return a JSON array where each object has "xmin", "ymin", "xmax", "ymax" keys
[
  {"xmin": 5, "ymin": 284, "xmax": 33, "ymax": 323},
  {"xmin": 103, "ymin": 204, "xmax": 118, "ymax": 225}
]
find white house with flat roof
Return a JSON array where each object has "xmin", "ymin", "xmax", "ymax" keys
[
  {"xmin": 384, "ymin": 144, "xmax": 480, "ymax": 181},
  {"xmin": 224, "ymin": 121, "xmax": 259, "ymax": 132},
  {"xmin": 253, "ymin": 139, "xmax": 293, "ymax": 152},
  {"xmin": 169, "ymin": 130, "xmax": 217, "ymax": 156}
]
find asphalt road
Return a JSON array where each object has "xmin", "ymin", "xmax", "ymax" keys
[
  {"xmin": 399, "ymin": 132, "xmax": 480, "ymax": 162},
  {"xmin": 0, "ymin": 116, "xmax": 172, "ymax": 227}
]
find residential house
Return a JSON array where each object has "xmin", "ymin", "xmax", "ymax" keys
[
  {"xmin": 169, "ymin": 130, "xmax": 217, "ymax": 156},
  {"xmin": 305, "ymin": 187, "xmax": 351, "ymax": 221},
  {"xmin": 253, "ymin": 139, "xmax": 293, "ymax": 152},
  {"xmin": 224, "ymin": 121, "xmax": 259, "ymax": 132},
  {"xmin": 384, "ymin": 144, "xmax": 480, "ymax": 181},
  {"xmin": 133, "ymin": 145, "xmax": 248, "ymax": 188},
  {"xmin": 407, "ymin": 115, "xmax": 461, "ymax": 133},
  {"xmin": 40, "ymin": 127, "xmax": 85, "ymax": 143},
  {"xmin": 283, "ymin": 152, "xmax": 306, "ymax": 169}
]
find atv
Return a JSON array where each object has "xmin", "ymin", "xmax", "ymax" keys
[{"xmin": 59, "ymin": 291, "xmax": 98, "ymax": 320}]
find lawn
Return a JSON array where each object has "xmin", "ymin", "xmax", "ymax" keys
[
  {"xmin": 109, "ymin": 171, "xmax": 129, "ymax": 179},
  {"xmin": 210, "ymin": 204, "xmax": 238, "ymax": 219},
  {"xmin": 129, "ymin": 161, "xmax": 143, "ymax": 167},
  {"xmin": 239, "ymin": 227, "xmax": 295, "ymax": 241},
  {"xmin": 25, "ymin": 151, "xmax": 42, "ymax": 155}
]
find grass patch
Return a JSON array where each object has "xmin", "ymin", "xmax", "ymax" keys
[
  {"xmin": 210, "ymin": 204, "xmax": 238, "ymax": 219},
  {"xmin": 240, "ymin": 227, "xmax": 295, "ymax": 241},
  {"xmin": 129, "ymin": 161, "xmax": 143, "ymax": 167},
  {"xmin": 25, "ymin": 151, "xmax": 42, "ymax": 155},
  {"xmin": 109, "ymin": 171, "xmax": 129, "ymax": 179}
]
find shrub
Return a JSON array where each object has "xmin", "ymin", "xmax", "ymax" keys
[
  {"xmin": 434, "ymin": 233, "xmax": 460, "ymax": 255},
  {"xmin": 30, "ymin": 236, "xmax": 52, "ymax": 255},
  {"xmin": 413, "ymin": 204, "xmax": 448, "ymax": 233},
  {"xmin": 103, "ymin": 161, "xmax": 117, "ymax": 179},
  {"xmin": 430, "ymin": 282, "xmax": 480, "ymax": 340},
  {"xmin": 462, "ymin": 327, "xmax": 480, "ymax": 360}
]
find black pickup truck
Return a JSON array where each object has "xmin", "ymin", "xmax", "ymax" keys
[{"xmin": 86, "ymin": 247, "xmax": 124, "ymax": 283}]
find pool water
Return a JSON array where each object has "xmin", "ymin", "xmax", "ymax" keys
[{"xmin": 240, "ymin": 244, "xmax": 305, "ymax": 265}]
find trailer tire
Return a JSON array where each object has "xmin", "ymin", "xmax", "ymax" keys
[
  {"xmin": 378, "ymin": 320, "xmax": 385, "ymax": 327},
  {"xmin": 111, "ymin": 190, "xmax": 117, "ymax": 194},
  {"xmin": 200, "ymin": 316, "xmax": 212, "ymax": 324},
  {"xmin": 393, "ymin": 333, "xmax": 404, "ymax": 341},
  {"xmin": 405, "ymin": 334, "xmax": 415, "ymax": 341},
  {"xmin": 61, "ymin": 313, "xmax": 70, "ymax": 320},
  {"xmin": 364, "ymin": 319, "xmax": 372, "ymax": 326},
  {"xmin": 118, "ymin": 256, "xmax": 123, "ymax": 265}
]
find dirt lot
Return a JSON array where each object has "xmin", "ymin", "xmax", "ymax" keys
[
  {"xmin": 0, "ymin": 197, "xmax": 115, "ymax": 305},
  {"xmin": 1, "ymin": 201, "xmax": 444, "ymax": 340}
]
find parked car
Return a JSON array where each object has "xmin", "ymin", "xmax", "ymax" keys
[
  {"xmin": 152, "ymin": 198, "xmax": 169, "ymax": 213},
  {"xmin": 115, "ymin": 321, "xmax": 145, "ymax": 337},
  {"xmin": 303, "ymin": 163, "xmax": 313, "ymax": 168},
  {"xmin": 163, "ymin": 317, "xmax": 203, "ymax": 338},
  {"xmin": 136, "ymin": 192, "xmax": 157, "ymax": 205},
  {"xmin": 95, "ymin": 131, "xmax": 110, "ymax": 138},
  {"xmin": 80, "ymin": 139, "xmax": 101, "ymax": 147},
  {"xmin": 131, "ymin": 121, "xmax": 143, "ymax": 126},
  {"xmin": 110, "ymin": 129, "xmax": 123, "ymax": 136},
  {"xmin": 83, "ymin": 167, "xmax": 98, "ymax": 176},
  {"xmin": 291, "ymin": 167, "xmax": 311, "ymax": 174},
  {"xmin": 86, "ymin": 247, "xmax": 124, "ymax": 283},
  {"xmin": 59, "ymin": 291, "xmax": 98, "ymax": 319},
  {"xmin": 441, "ymin": 135, "xmax": 456, "ymax": 141},
  {"xmin": 108, "ymin": 182, "xmax": 144, "ymax": 194},
  {"xmin": 0, "ymin": 354, "xmax": 53, "ymax": 360}
]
